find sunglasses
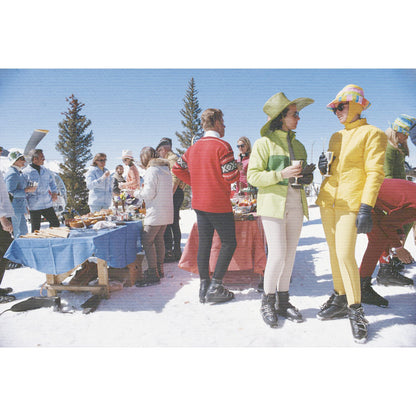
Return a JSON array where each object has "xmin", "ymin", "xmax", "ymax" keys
[
  {"xmin": 96, "ymin": 159, "xmax": 106, "ymax": 162},
  {"xmin": 237, "ymin": 144, "xmax": 245, "ymax": 148},
  {"xmin": 289, "ymin": 111, "xmax": 300, "ymax": 118},
  {"xmin": 332, "ymin": 103, "xmax": 348, "ymax": 113}
]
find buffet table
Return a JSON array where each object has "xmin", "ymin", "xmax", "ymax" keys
[
  {"xmin": 178, "ymin": 217, "xmax": 266, "ymax": 283},
  {"xmin": 4, "ymin": 221, "xmax": 143, "ymax": 298}
]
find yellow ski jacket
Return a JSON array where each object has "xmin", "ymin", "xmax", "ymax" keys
[{"xmin": 316, "ymin": 118, "xmax": 387, "ymax": 211}]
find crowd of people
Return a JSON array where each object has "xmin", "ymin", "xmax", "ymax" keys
[{"xmin": 0, "ymin": 83, "xmax": 415, "ymax": 345}]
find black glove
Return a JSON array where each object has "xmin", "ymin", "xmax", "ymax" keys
[
  {"xmin": 301, "ymin": 163, "xmax": 316, "ymax": 176},
  {"xmin": 297, "ymin": 173, "xmax": 313, "ymax": 185},
  {"xmin": 297, "ymin": 163, "xmax": 315, "ymax": 185},
  {"xmin": 318, "ymin": 153, "xmax": 336, "ymax": 175},
  {"xmin": 318, "ymin": 153, "xmax": 328, "ymax": 175},
  {"xmin": 356, "ymin": 203, "xmax": 373, "ymax": 234}
]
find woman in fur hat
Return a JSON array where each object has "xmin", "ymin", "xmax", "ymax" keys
[{"xmin": 134, "ymin": 147, "xmax": 173, "ymax": 285}]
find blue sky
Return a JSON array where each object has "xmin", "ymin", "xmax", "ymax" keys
[{"xmin": 1, "ymin": 68, "xmax": 416, "ymax": 182}]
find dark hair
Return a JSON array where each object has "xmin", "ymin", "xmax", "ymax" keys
[{"xmin": 269, "ymin": 107, "xmax": 290, "ymax": 132}]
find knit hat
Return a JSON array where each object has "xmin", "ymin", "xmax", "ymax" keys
[
  {"xmin": 8, "ymin": 150, "xmax": 25, "ymax": 165},
  {"xmin": 391, "ymin": 114, "xmax": 416, "ymax": 136},
  {"xmin": 121, "ymin": 149, "xmax": 135, "ymax": 160},
  {"xmin": 327, "ymin": 84, "xmax": 371, "ymax": 110},
  {"xmin": 260, "ymin": 92, "xmax": 314, "ymax": 136},
  {"xmin": 156, "ymin": 137, "xmax": 172, "ymax": 151}
]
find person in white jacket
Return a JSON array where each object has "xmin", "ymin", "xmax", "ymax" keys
[
  {"xmin": 23, "ymin": 149, "xmax": 60, "ymax": 232},
  {"xmin": 134, "ymin": 147, "xmax": 173, "ymax": 286},
  {"xmin": 86, "ymin": 153, "xmax": 112, "ymax": 213}
]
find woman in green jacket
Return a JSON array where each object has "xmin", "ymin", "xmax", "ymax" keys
[
  {"xmin": 316, "ymin": 84, "xmax": 387, "ymax": 343},
  {"xmin": 247, "ymin": 92, "xmax": 314, "ymax": 328},
  {"xmin": 384, "ymin": 131, "xmax": 407, "ymax": 178}
]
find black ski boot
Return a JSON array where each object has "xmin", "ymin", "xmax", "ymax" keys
[
  {"xmin": 260, "ymin": 293, "xmax": 278, "ymax": 328},
  {"xmin": 0, "ymin": 287, "xmax": 13, "ymax": 296},
  {"xmin": 377, "ymin": 263, "xmax": 413, "ymax": 286},
  {"xmin": 390, "ymin": 257, "xmax": 404, "ymax": 272},
  {"xmin": 173, "ymin": 245, "xmax": 182, "ymax": 261},
  {"xmin": 164, "ymin": 251, "xmax": 176, "ymax": 263},
  {"xmin": 276, "ymin": 291, "xmax": 303, "ymax": 323},
  {"xmin": 199, "ymin": 279, "xmax": 211, "ymax": 304},
  {"xmin": 205, "ymin": 279, "xmax": 234, "ymax": 304},
  {"xmin": 360, "ymin": 276, "xmax": 388, "ymax": 307},
  {"xmin": 348, "ymin": 303, "xmax": 369, "ymax": 344},
  {"xmin": 0, "ymin": 294, "xmax": 16, "ymax": 303},
  {"xmin": 316, "ymin": 292, "xmax": 348, "ymax": 320},
  {"xmin": 6, "ymin": 261, "xmax": 22, "ymax": 270},
  {"xmin": 136, "ymin": 268, "xmax": 160, "ymax": 287}
]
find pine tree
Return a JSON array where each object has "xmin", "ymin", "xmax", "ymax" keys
[
  {"xmin": 175, "ymin": 78, "xmax": 203, "ymax": 154},
  {"xmin": 56, "ymin": 94, "xmax": 93, "ymax": 214},
  {"xmin": 175, "ymin": 78, "xmax": 203, "ymax": 208}
]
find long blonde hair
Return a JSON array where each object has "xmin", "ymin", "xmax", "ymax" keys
[
  {"xmin": 385, "ymin": 128, "xmax": 409, "ymax": 156},
  {"xmin": 237, "ymin": 136, "xmax": 252, "ymax": 155}
]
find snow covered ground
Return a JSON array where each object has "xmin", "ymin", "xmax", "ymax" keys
[
  {"xmin": 1, "ymin": 205, "xmax": 415, "ymax": 415},
  {"xmin": 1, "ymin": 206, "xmax": 415, "ymax": 347}
]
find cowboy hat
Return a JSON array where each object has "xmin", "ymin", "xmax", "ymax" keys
[{"xmin": 260, "ymin": 92, "xmax": 314, "ymax": 137}]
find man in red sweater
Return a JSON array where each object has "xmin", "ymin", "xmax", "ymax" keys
[
  {"xmin": 172, "ymin": 108, "xmax": 240, "ymax": 304},
  {"xmin": 360, "ymin": 178, "xmax": 416, "ymax": 307}
]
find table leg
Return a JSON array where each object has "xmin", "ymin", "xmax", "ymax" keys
[
  {"xmin": 97, "ymin": 258, "xmax": 110, "ymax": 299},
  {"xmin": 46, "ymin": 274, "xmax": 57, "ymax": 297}
]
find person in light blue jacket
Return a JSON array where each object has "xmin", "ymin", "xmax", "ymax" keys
[
  {"xmin": 0, "ymin": 170, "xmax": 16, "ymax": 303},
  {"xmin": 4, "ymin": 151, "xmax": 37, "ymax": 238},
  {"xmin": 86, "ymin": 153, "xmax": 112, "ymax": 213},
  {"xmin": 22, "ymin": 149, "xmax": 60, "ymax": 232}
]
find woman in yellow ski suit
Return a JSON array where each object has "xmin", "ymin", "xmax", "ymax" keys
[{"xmin": 315, "ymin": 84, "xmax": 387, "ymax": 343}]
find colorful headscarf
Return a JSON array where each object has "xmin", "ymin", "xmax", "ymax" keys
[
  {"xmin": 391, "ymin": 114, "xmax": 416, "ymax": 136},
  {"xmin": 327, "ymin": 84, "xmax": 371, "ymax": 110}
]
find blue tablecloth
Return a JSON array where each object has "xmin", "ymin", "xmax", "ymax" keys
[{"xmin": 4, "ymin": 221, "xmax": 143, "ymax": 275}]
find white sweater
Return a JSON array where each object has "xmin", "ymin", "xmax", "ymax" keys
[{"xmin": 134, "ymin": 158, "xmax": 173, "ymax": 226}]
